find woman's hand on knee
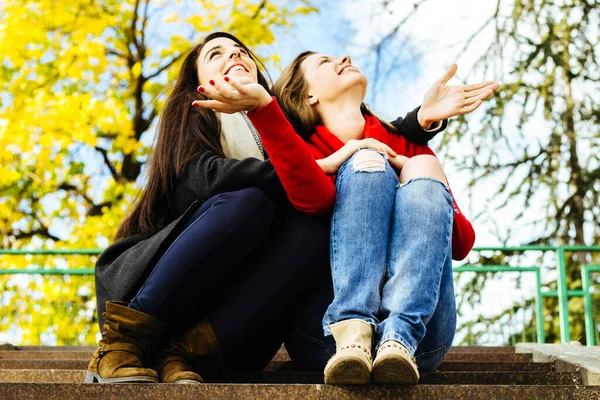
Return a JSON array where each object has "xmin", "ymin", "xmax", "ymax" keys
[
  {"xmin": 317, "ymin": 138, "xmax": 397, "ymax": 175},
  {"xmin": 388, "ymin": 154, "xmax": 409, "ymax": 174}
]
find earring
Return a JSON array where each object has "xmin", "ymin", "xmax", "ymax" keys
[{"xmin": 308, "ymin": 95, "xmax": 318, "ymax": 106}]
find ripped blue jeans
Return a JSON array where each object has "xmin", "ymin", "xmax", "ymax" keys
[{"xmin": 323, "ymin": 149, "xmax": 456, "ymax": 370}]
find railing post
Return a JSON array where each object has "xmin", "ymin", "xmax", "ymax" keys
[
  {"xmin": 535, "ymin": 268, "xmax": 545, "ymax": 343},
  {"xmin": 556, "ymin": 247, "xmax": 571, "ymax": 343},
  {"xmin": 582, "ymin": 265, "xmax": 595, "ymax": 346}
]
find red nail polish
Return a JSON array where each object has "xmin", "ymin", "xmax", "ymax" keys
[
  {"xmin": 209, "ymin": 80, "xmax": 215, "ymax": 86},
  {"xmin": 224, "ymin": 76, "xmax": 229, "ymax": 82},
  {"xmin": 198, "ymin": 86, "xmax": 205, "ymax": 92}
]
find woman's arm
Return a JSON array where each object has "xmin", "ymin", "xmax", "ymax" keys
[
  {"xmin": 248, "ymin": 98, "xmax": 336, "ymax": 215},
  {"xmin": 390, "ymin": 106, "xmax": 448, "ymax": 145},
  {"xmin": 180, "ymin": 151, "xmax": 285, "ymax": 201},
  {"xmin": 192, "ymin": 78, "xmax": 336, "ymax": 215}
]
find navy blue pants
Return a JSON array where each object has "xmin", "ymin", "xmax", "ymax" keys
[{"xmin": 129, "ymin": 188, "xmax": 330, "ymax": 371}]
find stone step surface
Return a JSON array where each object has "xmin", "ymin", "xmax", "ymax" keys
[
  {"xmin": 0, "ymin": 358, "xmax": 556, "ymax": 373},
  {"xmin": 0, "ymin": 350, "xmax": 533, "ymax": 362},
  {"xmin": 0, "ymin": 369, "xmax": 583, "ymax": 385},
  {"xmin": 2, "ymin": 345, "xmax": 512, "ymax": 353},
  {"xmin": 264, "ymin": 360, "xmax": 555, "ymax": 372},
  {"xmin": 1, "ymin": 383, "xmax": 599, "ymax": 400}
]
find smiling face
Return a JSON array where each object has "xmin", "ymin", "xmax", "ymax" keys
[
  {"xmin": 196, "ymin": 37, "xmax": 258, "ymax": 85},
  {"xmin": 301, "ymin": 53, "xmax": 367, "ymax": 105}
]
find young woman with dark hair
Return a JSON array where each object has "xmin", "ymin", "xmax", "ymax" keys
[
  {"xmin": 198, "ymin": 50, "xmax": 498, "ymax": 385},
  {"xmin": 86, "ymin": 33, "xmax": 443, "ymax": 385}
]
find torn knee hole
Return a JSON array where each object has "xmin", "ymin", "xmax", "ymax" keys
[{"xmin": 352, "ymin": 150, "xmax": 386, "ymax": 172}]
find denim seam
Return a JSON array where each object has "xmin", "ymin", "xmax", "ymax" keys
[
  {"xmin": 399, "ymin": 177, "xmax": 451, "ymax": 193},
  {"xmin": 422, "ymin": 196, "xmax": 453, "ymax": 326}
]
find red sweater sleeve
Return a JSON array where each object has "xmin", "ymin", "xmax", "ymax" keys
[
  {"xmin": 447, "ymin": 187, "xmax": 476, "ymax": 261},
  {"xmin": 247, "ymin": 98, "xmax": 336, "ymax": 215}
]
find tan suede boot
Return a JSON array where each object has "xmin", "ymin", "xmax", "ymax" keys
[
  {"xmin": 156, "ymin": 319, "xmax": 224, "ymax": 384},
  {"xmin": 372, "ymin": 339, "xmax": 419, "ymax": 384},
  {"xmin": 85, "ymin": 301, "xmax": 166, "ymax": 383},
  {"xmin": 323, "ymin": 319, "xmax": 373, "ymax": 385}
]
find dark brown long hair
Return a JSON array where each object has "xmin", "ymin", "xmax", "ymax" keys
[
  {"xmin": 272, "ymin": 51, "xmax": 397, "ymax": 140},
  {"xmin": 115, "ymin": 32, "xmax": 272, "ymax": 241}
]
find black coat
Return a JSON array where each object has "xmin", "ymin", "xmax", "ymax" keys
[{"xmin": 93, "ymin": 107, "xmax": 446, "ymax": 330}]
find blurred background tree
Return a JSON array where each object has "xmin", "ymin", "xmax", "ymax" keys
[
  {"xmin": 360, "ymin": 0, "xmax": 599, "ymax": 344},
  {"xmin": 0, "ymin": 0, "xmax": 315, "ymax": 344}
]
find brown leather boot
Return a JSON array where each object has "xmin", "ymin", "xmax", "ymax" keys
[
  {"xmin": 156, "ymin": 319, "xmax": 224, "ymax": 384},
  {"xmin": 85, "ymin": 301, "xmax": 166, "ymax": 383}
]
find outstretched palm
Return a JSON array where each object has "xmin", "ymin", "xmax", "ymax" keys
[{"xmin": 420, "ymin": 64, "xmax": 500, "ymax": 126}]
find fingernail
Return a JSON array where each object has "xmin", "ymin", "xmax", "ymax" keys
[
  {"xmin": 224, "ymin": 76, "xmax": 229, "ymax": 82},
  {"xmin": 209, "ymin": 80, "xmax": 215, "ymax": 86},
  {"xmin": 198, "ymin": 86, "xmax": 205, "ymax": 92}
]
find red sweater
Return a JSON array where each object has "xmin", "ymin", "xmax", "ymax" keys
[{"xmin": 248, "ymin": 98, "xmax": 475, "ymax": 260}]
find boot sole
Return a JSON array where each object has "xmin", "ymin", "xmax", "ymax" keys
[
  {"xmin": 84, "ymin": 371, "xmax": 158, "ymax": 384},
  {"xmin": 324, "ymin": 357, "xmax": 370, "ymax": 385},
  {"xmin": 171, "ymin": 379, "xmax": 203, "ymax": 384},
  {"xmin": 372, "ymin": 355, "xmax": 419, "ymax": 385}
]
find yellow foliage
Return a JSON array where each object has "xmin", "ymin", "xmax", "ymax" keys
[{"xmin": 0, "ymin": 0, "xmax": 316, "ymax": 345}]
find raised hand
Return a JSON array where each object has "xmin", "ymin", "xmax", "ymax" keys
[
  {"xmin": 417, "ymin": 64, "xmax": 500, "ymax": 128},
  {"xmin": 191, "ymin": 76, "xmax": 272, "ymax": 114}
]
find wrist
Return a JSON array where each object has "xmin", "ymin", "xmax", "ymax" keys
[
  {"xmin": 417, "ymin": 107, "xmax": 434, "ymax": 130},
  {"xmin": 248, "ymin": 93, "xmax": 273, "ymax": 113}
]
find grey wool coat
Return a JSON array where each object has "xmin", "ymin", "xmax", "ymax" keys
[{"xmin": 93, "ymin": 107, "xmax": 446, "ymax": 330}]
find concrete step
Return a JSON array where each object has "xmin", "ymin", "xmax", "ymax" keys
[
  {"xmin": 264, "ymin": 360, "xmax": 554, "ymax": 372},
  {"xmin": 0, "ymin": 369, "xmax": 582, "ymax": 385},
  {"xmin": 2, "ymin": 345, "xmax": 513, "ymax": 353},
  {"xmin": 1, "ymin": 383, "xmax": 598, "ymax": 400},
  {"xmin": 0, "ymin": 358, "xmax": 553, "ymax": 372},
  {"xmin": 0, "ymin": 350, "xmax": 533, "ymax": 362},
  {"xmin": 447, "ymin": 346, "xmax": 515, "ymax": 353},
  {"xmin": 0, "ymin": 345, "xmax": 96, "ymax": 352},
  {"xmin": 0, "ymin": 351, "xmax": 93, "ymax": 360},
  {"xmin": 436, "ymin": 361, "xmax": 554, "ymax": 372}
]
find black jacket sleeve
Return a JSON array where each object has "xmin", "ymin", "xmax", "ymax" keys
[
  {"xmin": 179, "ymin": 150, "xmax": 286, "ymax": 202},
  {"xmin": 390, "ymin": 106, "xmax": 448, "ymax": 144}
]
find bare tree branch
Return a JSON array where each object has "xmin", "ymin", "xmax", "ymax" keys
[
  {"xmin": 94, "ymin": 146, "xmax": 120, "ymax": 182},
  {"xmin": 252, "ymin": 1, "xmax": 267, "ymax": 19},
  {"xmin": 144, "ymin": 53, "xmax": 184, "ymax": 81}
]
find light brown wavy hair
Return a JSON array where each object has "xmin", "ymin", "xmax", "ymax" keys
[{"xmin": 272, "ymin": 51, "xmax": 397, "ymax": 140}]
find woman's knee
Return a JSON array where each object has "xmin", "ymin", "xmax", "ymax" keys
[
  {"xmin": 351, "ymin": 149, "xmax": 387, "ymax": 172},
  {"xmin": 400, "ymin": 155, "xmax": 447, "ymax": 184}
]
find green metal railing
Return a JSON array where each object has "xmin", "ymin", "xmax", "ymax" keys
[
  {"xmin": 1, "ymin": 246, "xmax": 599, "ymax": 345},
  {"xmin": 582, "ymin": 264, "xmax": 600, "ymax": 346},
  {"xmin": 453, "ymin": 265, "xmax": 545, "ymax": 343}
]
